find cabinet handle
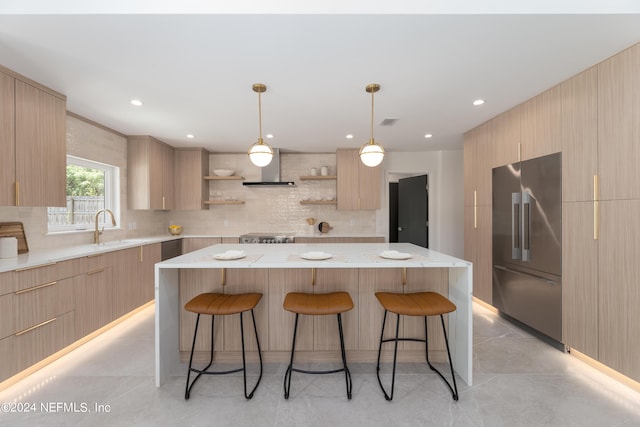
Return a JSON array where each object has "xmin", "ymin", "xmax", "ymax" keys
[
  {"xmin": 401, "ymin": 267, "xmax": 406, "ymax": 286},
  {"xmin": 593, "ymin": 175, "xmax": 599, "ymax": 240},
  {"xmin": 311, "ymin": 267, "xmax": 316, "ymax": 286},
  {"xmin": 15, "ymin": 317, "xmax": 57, "ymax": 336},
  {"xmin": 473, "ymin": 190, "xmax": 477, "ymax": 229},
  {"xmin": 162, "ymin": 196, "xmax": 166, "ymax": 210},
  {"xmin": 221, "ymin": 268, "xmax": 226, "ymax": 286},
  {"xmin": 87, "ymin": 268, "xmax": 106, "ymax": 275},
  {"xmin": 14, "ymin": 262, "xmax": 57, "ymax": 272},
  {"xmin": 15, "ymin": 281, "xmax": 57, "ymax": 295},
  {"xmin": 15, "ymin": 181, "xmax": 20, "ymax": 206},
  {"xmin": 140, "ymin": 245, "xmax": 143, "ymax": 263}
]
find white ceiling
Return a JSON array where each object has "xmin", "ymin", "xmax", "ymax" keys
[{"xmin": 1, "ymin": 10, "xmax": 640, "ymax": 154}]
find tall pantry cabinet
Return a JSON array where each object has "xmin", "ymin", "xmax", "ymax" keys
[{"xmin": 465, "ymin": 42, "xmax": 640, "ymax": 382}]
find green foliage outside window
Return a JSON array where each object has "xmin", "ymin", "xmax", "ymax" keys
[{"xmin": 66, "ymin": 164, "xmax": 105, "ymax": 197}]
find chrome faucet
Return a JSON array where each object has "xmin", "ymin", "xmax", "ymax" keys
[{"xmin": 94, "ymin": 209, "xmax": 117, "ymax": 244}]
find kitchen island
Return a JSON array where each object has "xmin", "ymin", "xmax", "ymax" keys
[{"xmin": 155, "ymin": 243, "xmax": 472, "ymax": 386}]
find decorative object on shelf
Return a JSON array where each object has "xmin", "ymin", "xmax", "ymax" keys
[
  {"xmin": 168, "ymin": 225, "xmax": 183, "ymax": 235},
  {"xmin": 310, "ymin": 167, "xmax": 317, "ymax": 176},
  {"xmin": 247, "ymin": 83, "xmax": 274, "ymax": 167},
  {"xmin": 318, "ymin": 221, "xmax": 333, "ymax": 233},
  {"xmin": 213, "ymin": 169, "xmax": 234, "ymax": 176},
  {"xmin": 320, "ymin": 166, "xmax": 329, "ymax": 176},
  {"xmin": 359, "ymin": 83, "xmax": 385, "ymax": 167}
]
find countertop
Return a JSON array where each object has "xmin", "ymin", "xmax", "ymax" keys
[
  {"xmin": 157, "ymin": 242, "xmax": 470, "ymax": 269},
  {"xmin": 0, "ymin": 235, "xmax": 180, "ymax": 273}
]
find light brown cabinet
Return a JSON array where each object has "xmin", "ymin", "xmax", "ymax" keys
[
  {"xmin": 490, "ymin": 106, "xmax": 520, "ymax": 168},
  {"xmin": 597, "ymin": 44, "xmax": 640, "ymax": 201},
  {"xmin": 464, "ymin": 41, "xmax": 640, "ymax": 383},
  {"xmin": 128, "ymin": 135, "xmax": 175, "ymax": 210},
  {"xmin": 336, "ymin": 148, "xmax": 380, "ymax": 210},
  {"xmin": 174, "ymin": 148, "xmax": 209, "ymax": 210},
  {"xmin": 561, "ymin": 67, "xmax": 598, "ymax": 203},
  {"xmin": 463, "ymin": 122, "xmax": 492, "ymax": 207},
  {"xmin": 0, "ymin": 262, "xmax": 78, "ymax": 382},
  {"xmin": 520, "ymin": 84, "xmax": 562, "ymax": 161},
  {"xmin": 463, "ymin": 205, "xmax": 492, "ymax": 304},
  {"xmin": 0, "ymin": 67, "xmax": 66, "ymax": 207}
]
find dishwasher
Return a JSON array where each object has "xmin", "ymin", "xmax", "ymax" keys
[{"xmin": 161, "ymin": 239, "xmax": 182, "ymax": 261}]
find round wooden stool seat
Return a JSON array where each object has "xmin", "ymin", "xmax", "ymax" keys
[
  {"xmin": 283, "ymin": 291, "xmax": 354, "ymax": 315},
  {"xmin": 185, "ymin": 292, "xmax": 262, "ymax": 316},
  {"xmin": 375, "ymin": 291, "xmax": 456, "ymax": 317}
]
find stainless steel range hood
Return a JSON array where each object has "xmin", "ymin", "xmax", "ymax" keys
[{"xmin": 243, "ymin": 148, "xmax": 295, "ymax": 187}]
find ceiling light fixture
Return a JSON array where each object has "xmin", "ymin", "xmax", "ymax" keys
[
  {"xmin": 266, "ymin": 134, "xmax": 274, "ymax": 139},
  {"xmin": 346, "ymin": 134, "xmax": 353, "ymax": 139},
  {"xmin": 247, "ymin": 83, "xmax": 274, "ymax": 167},
  {"xmin": 186, "ymin": 134, "xmax": 195, "ymax": 139},
  {"xmin": 424, "ymin": 134, "xmax": 433, "ymax": 139},
  {"xmin": 473, "ymin": 99, "xmax": 485, "ymax": 106},
  {"xmin": 130, "ymin": 99, "xmax": 143, "ymax": 106},
  {"xmin": 359, "ymin": 83, "xmax": 385, "ymax": 167}
]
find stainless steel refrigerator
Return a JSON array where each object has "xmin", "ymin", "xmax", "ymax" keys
[{"xmin": 492, "ymin": 152, "xmax": 562, "ymax": 343}]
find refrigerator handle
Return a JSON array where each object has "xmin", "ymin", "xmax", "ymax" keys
[
  {"xmin": 511, "ymin": 192, "xmax": 521, "ymax": 259},
  {"xmin": 522, "ymin": 191, "xmax": 531, "ymax": 262}
]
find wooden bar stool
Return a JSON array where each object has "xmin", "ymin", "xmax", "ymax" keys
[
  {"xmin": 282, "ymin": 291, "xmax": 354, "ymax": 400},
  {"xmin": 375, "ymin": 291, "xmax": 459, "ymax": 401},
  {"xmin": 184, "ymin": 292, "xmax": 263, "ymax": 400}
]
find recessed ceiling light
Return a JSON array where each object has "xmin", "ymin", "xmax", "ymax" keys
[
  {"xmin": 266, "ymin": 134, "xmax": 274, "ymax": 139},
  {"xmin": 473, "ymin": 99, "xmax": 485, "ymax": 106},
  {"xmin": 346, "ymin": 134, "xmax": 353, "ymax": 139},
  {"xmin": 130, "ymin": 99, "xmax": 143, "ymax": 107},
  {"xmin": 186, "ymin": 134, "xmax": 195, "ymax": 139},
  {"xmin": 424, "ymin": 134, "xmax": 433, "ymax": 139}
]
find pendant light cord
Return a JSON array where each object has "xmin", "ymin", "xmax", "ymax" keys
[
  {"xmin": 258, "ymin": 90, "xmax": 263, "ymax": 141},
  {"xmin": 370, "ymin": 89, "xmax": 375, "ymax": 142}
]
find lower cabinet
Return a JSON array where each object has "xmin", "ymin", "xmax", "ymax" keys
[
  {"xmin": 1, "ymin": 243, "xmax": 161, "ymax": 384},
  {"xmin": 75, "ymin": 264, "xmax": 113, "ymax": 338},
  {"xmin": 0, "ymin": 271, "xmax": 78, "ymax": 382}
]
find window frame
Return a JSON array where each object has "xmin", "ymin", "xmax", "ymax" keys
[{"xmin": 47, "ymin": 155, "xmax": 121, "ymax": 233}]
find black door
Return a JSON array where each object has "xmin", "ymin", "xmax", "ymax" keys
[{"xmin": 398, "ymin": 175, "xmax": 428, "ymax": 247}]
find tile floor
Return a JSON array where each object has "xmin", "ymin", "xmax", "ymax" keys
[{"xmin": 1, "ymin": 303, "xmax": 640, "ymax": 426}]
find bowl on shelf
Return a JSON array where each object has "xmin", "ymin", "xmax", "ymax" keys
[
  {"xmin": 168, "ymin": 225, "xmax": 183, "ymax": 236},
  {"xmin": 213, "ymin": 169, "xmax": 234, "ymax": 177}
]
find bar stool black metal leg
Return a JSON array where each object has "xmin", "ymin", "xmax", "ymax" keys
[
  {"xmin": 283, "ymin": 313, "xmax": 299, "ymax": 399},
  {"xmin": 244, "ymin": 309, "xmax": 263, "ymax": 399},
  {"xmin": 423, "ymin": 314, "xmax": 458, "ymax": 401},
  {"xmin": 336, "ymin": 313, "xmax": 352, "ymax": 399},
  {"xmin": 376, "ymin": 310, "xmax": 400, "ymax": 401},
  {"xmin": 185, "ymin": 314, "xmax": 216, "ymax": 400}
]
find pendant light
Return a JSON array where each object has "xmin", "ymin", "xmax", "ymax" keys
[
  {"xmin": 247, "ymin": 83, "xmax": 274, "ymax": 167},
  {"xmin": 359, "ymin": 83, "xmax": 385, "ymax": 167}
]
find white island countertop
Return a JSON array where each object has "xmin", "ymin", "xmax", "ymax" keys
[
  {"xmin": 155, "ymin": 243, "xmax": 473, "ymax": 387},
  {"xmin": 158, "ymin": 242, "xmax": 470, "ymax": 269}
]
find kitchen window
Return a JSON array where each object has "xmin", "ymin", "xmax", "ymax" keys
[{"xmin": 47, "ymin": 155, "xmax": 120, "ymax": 232}]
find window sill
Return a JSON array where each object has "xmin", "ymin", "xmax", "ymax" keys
[{"xmin": 45, "ymin": 227, "xmax": 123, "ymax": 236}]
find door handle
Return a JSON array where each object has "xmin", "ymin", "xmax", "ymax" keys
[
  {"xmin": 397, "ymin": 226, "xmax": 403, "ymax": 232},
  {"xmin": 522, "ymin": 191, "xmax": 531, "ymax": 262},
  {"xmin": 511, "ymin": 193, "xmax": 521, "ymax": 259}
]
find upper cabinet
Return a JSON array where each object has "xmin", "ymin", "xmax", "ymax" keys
[
  {"xmin": 520, "ymin": 84, "xmax": 562, "ymax": 161},
  {"xmin": 490, "ymin": 107, "xmax": 521, "ymax": 168},
  {"xmin": 0, "ymin": 67, "xmax": 66, "ymax": 207},
  {"xmin": 336, "ymin": 148, "xmax": 380, "ymax": 210},
  {"xmin": 597, "ymin": 43, "xmax": 640, "ymax": 201},
  {"xmin": 463, "ymin": 122, "xmax": 492, "ymax": 207},
  {"xmin": 561, "ymin": 67, "xmax": 598, "ymax": 203},
  {"xmin": 127, "ymin": 135, "xmax": 175, "ymax": 210},
  {"xmin": 173, "ymin": 148, "xmax": 209, "ymax": 210}
]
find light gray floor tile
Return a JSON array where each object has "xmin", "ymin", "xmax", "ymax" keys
[{"xmin": 1, "ymin": 303, "xmax": 639, "ymax": 427}]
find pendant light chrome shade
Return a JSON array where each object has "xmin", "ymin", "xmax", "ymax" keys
[
  {"xmin": 248, "ymin": 83, "xmax": 274, "ymax": 167},
  {"xmin": 359, "ymin": 83, "xmax": 385, "ymax": 167}
]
